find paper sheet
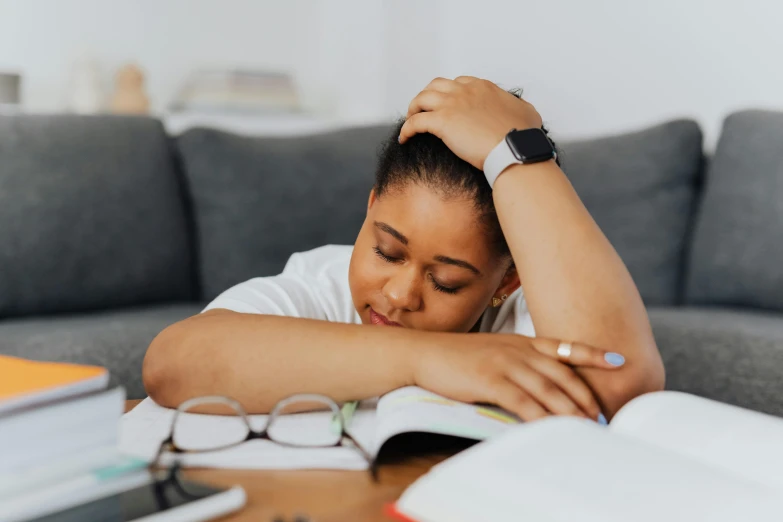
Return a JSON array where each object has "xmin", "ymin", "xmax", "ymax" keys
[
  {"xmin": 119, "ymin": 397, "xmax": 377, "ymax": 470},
  {"xmin": 610, "ymin": 390, "xmax": 783, "ymax": 490}
]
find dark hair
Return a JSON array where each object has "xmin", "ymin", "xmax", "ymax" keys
[{"xmin": 374, "ymin": 88, "xmax": 560, "ymax": 259}]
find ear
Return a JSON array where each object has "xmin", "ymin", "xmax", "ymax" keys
[
  {"xmin": 367, "ymin": 188, "xmax": 378, "ymax": 212},
  {"xmin": 493, "ymin": 264, "xmax": 521, "ymax": 301}
]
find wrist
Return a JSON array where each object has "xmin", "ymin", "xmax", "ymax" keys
[
  {"xmin": 374, "ymin": 327, "xmax": 430, "ymax": 389},
  {"xmin": 395, "ymin": 329, "xmax": 448, "ymax": 388},
  {"xmin": 483, "ymin": 128, "xmax": 557, "ymax": 188}
]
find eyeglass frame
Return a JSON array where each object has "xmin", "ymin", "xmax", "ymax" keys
[{"xmin": 150, "ymin": 394, "xmax": 378, "ymax": 480}]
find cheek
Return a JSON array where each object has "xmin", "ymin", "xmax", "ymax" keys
[
  {"xmin": 348, "ymin": 244, "xmax": 384, "ymax": 305},
  {"xmin": 422, "ymin": 293, "xmax": 490, "ymax": 333}
]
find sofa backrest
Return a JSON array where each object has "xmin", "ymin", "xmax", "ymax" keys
[
  {"xmin": 177, "ymin": 120, "xmax": 705, "ymax": 306},
  {"xmin": 176, "ymin": 125, "xmax": 393, "ymax": 301},
  {"xmin": 685, "ymin": 109, "xmax": 783, "ymax": 310},
  {"xmin": 0, "ymin": 114, "xmax": 195, "ymax": 318},
  {"xmin": 559, "ymin": 120, "xmax": 704, "ymax": 305}
]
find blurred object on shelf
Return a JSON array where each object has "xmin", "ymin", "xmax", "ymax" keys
[
  {"xmin": 170, "ymin": 69, "xmax": 301, "ymax": 114},
  {"xmin": 162, "ymin": 110, "xmax": 348, "ymax": 137},
  {"xmin": 66, "ymin": 57, "xmax": 104, "ymax": 114},
  {"xmin": 0, "ymin": 72, "xmax": 21, "ymax": 113},
  {"xmin": 110, "ymin": 63, "xmax": 150, "ymax": 115}
]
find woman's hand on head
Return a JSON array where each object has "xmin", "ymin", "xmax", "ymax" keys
[
  {"xmin": 399, "ymin": 76, "xmax": 543, "ymax": 170},
  {"xmin": 411, "ymin": 332, "xmax": 625, "ymax": 422}
]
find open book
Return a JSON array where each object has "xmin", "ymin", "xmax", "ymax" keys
[
  {"xmin": 390, "ymin": 391, "xmax": 783, "ymax": 522},
  {"xmin": 120, "ymin": 386, "xmax": 520, "ymax": 470}
]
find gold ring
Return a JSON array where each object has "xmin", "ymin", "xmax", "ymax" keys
[{"xmin": 556, "ymin": 341, "xmax": 572, "ymax": 362}]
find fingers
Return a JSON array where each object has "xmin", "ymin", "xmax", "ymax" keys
[
  {"xmin": 530, "ymin": 337, "xmax": 626, "ymax": 370},
  {"xmin": 399, "ymin": 112, "xmax": 440, "ymax": 144},
  {"xmin": 525, "ymin": 356, "xmax": 603, "ymax": 420},
  {"xmin": 490, "ymin": 379, "xmax": 549, "ymax": 421},
  {"xmin": 505, "ymin": 362, "xmax": 590, "ymax": 419},
  {"xmin": 406, "ymin": 89, "xmax": 448, "ymax": 119},
  {"xmin": 424, "ymin": 77, "xmax": 460, "ymax": 93},
  {"xmin": 453, "ymin": 75, "xmax": 481, "ymax": 84}
]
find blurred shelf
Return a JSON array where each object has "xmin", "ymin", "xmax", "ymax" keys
[{"xmin": 161, "ymin": 110, "xmax": 383, "ymax": 137}]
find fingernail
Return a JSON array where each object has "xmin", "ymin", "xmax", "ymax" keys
[
  {"xmin": 597, "ymin": 413, "xmax": 608, "ymax": 425},
  {"xmin": 397, "ymin": 134, "xmax": 402, "ymax": 143},
  {"xmin": 604, "ymin": 352, "xmax": 625, "ymax": 366}
]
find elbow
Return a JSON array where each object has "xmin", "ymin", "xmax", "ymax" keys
[
  {"xmin": 603, "ymin": 342, "xmax": 666, "ymax": 418},
  {"xmin": 142, "ymin": 324, "xmax": 185, "ymax": 409}
]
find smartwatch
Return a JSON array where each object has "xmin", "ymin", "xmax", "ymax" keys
[{"xmin": 483, "ymin": 128, "xmax": 557, "ymax": 188}]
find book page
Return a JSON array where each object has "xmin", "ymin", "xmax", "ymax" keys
[
  {"xmin": 610, "ymin": 391, "xmax": 783, "ymax": 490},
  {"xmin": 397, "ymin": 417, "xmax": 783, "ymax": 522},
  {"xmin": 373, "ymin": 386, "xmax": 520, "ymax": 452}
]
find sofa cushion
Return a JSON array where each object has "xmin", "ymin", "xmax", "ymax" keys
[
  {"xmin": 0, "ymin": 115, "xmax": 195, "ymax": 318},
  {"xmin": 685, "ymin": 110, "xmax": 783, "ymax": 310},
  {"xmin": 0, "ymin": 303, "xmax": 203, "ymax": 398},
  {"xmin": 559, "ymin": 120, "xmax": 703, "ymax": 305},
  {"xmin": 177, "ymin": 125, "xmax": 392, "ymax": 301},
  {"xmin": 649, "ymin": 306, "xmax": 783, "ymax": 417}
]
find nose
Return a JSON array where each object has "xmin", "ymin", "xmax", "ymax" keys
[{"xmin": 382, "ymin": 266, "xmax": 422, "ymax": 312}]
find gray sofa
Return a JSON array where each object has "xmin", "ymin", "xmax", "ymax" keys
[{"xmin": 2, "ymin": 111, "xmax": 782, "ymax": 417}]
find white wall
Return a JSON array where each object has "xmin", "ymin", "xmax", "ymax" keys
[
  {"xmin": 430, "ymin": 0, "xmax": 783, "ymax": 148},
  {"xmin": 1, "ymin": 0, "xmax": 782, "ymax": 147},
  {"xmin": 0, "ymin": 0, "xmax": 324, "ymax": 113}
]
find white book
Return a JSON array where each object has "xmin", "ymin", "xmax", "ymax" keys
[
  {"xmin": 391, "ymin": 391, "xmax": 783, "ymax": 522},
  {"xmin": 120, "ymin": 386, "xmax": 521, "ymax": 470},
  {"xmin": 0, "ymin": 387, "xmax": 125, "ymax": 488},
  {"xmin": 1, "ymin": 454, "xmax": 151, "ymax": 522}
]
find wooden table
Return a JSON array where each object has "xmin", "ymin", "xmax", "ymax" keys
[{"xmin": 125, "ymin": 399, "xmax": 448, "ymax": 521}]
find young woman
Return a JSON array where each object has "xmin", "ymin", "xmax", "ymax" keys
[{"xmin": 143, "ymin": 77, "xmax": 664, "ymax": 422}]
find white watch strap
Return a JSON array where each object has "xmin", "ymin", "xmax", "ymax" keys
[{"xmin": 483, "ymin": 137, "xmax": 522, "ymax": 189}]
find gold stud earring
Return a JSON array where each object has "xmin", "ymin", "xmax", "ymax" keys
[{"xmin": 491, "ymin": 294, "xmax": 508, "ymax": 307}]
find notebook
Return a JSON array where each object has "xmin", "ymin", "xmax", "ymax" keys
[
  {"xmin": 0, "ymin": 355, "xmax": 109, "ymax": 416},
  {"xmin": 120, "ymin": 386, "xmax": 520, "ymax": 470},
  {"xmin": 390, "ymin": 391, "xmax": 783, "ymax": 522}
]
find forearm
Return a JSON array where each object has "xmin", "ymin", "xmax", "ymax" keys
[
  {"xmin": 142, "ymin": 310, "xmax": 417, "ymax": 413},
  {"xmin": 493, "ymin": 161, "xmax": 664, "ymax": 415}
]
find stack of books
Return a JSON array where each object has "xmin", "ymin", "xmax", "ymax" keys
[
  {"xmin": 169, "ymin": 69, "xmax": 302, "ymax": 114},
  {"xmin": 0, "ymin": 355, "xmax": 149, "ymax": 521}
]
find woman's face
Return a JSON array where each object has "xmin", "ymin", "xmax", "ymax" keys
[{"xmin": 349, "ymin": 183, "xmax": 519, "ymax": 332}]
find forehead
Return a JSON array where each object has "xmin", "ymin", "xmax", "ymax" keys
[{"xmin": 371, "ymin": 184, "xmax": 495, "ymax": 263}]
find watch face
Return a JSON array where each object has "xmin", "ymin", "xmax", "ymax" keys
[{"xmin": 506, "ymin": 128, "xmax": 555, "ymax": 163}]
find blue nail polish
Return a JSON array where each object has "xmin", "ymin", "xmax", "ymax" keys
[
  {"xmin": 604, "ymin": 352, "xmax": 625, "ymax": 366},
  {"xmin": 597, "ymin": 413, "xmax": 608, "ymax": 426},
  {"xmin": 397, "ymin": 135, "xmax": 402, "ymax": 143}
]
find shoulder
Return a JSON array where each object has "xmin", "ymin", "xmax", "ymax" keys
[
  {"xmin": 482, "ymin": 288, "xmax": 536, "ymax": 336},
  {"xmin": 283, "ymin": 244, "xmax": 353, "ymax": 277},
  {"xmin": 202, "ymin": 245, "xmax": 358, "ymax": 322}
]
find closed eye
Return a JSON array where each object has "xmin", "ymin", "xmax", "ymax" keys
[
  {"xmin": 373, "ymin": 245, "xmax": 402, "ymax": 263},
  {"xmin": 429, "ymin": 274, "xmax": 459, "ymax": 294}
]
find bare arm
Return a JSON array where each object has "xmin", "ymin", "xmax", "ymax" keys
[
  {"xmin": 143, "ymin": 310, "xmax": 416, "ymax": 413},
  {"xmin": 144, "ymin": 308, "xmax": 622, "ymax": 419},
  {"xmin": 493, "ymin": 161, "xmax": 664, "ymax": 416}
]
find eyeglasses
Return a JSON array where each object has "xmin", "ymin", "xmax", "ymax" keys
[{"xmin": 151, "ymin": 394, "xmax": 377, "ymax": 480}]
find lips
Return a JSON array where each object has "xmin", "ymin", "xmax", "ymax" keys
[{"xmin": 369, "ymin": 307, "xmax": 402, "ymax": 327}]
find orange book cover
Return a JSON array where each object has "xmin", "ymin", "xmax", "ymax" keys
[
  {"xmin": 0, "ymin": 355, "xmax": 108, "ymax": 413},
  {"xmin": 384, "ymin": 502, "xmax": 419, "ymax": 522}
]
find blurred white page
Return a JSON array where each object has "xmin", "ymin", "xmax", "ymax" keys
[
  {"xmin": 609, "ymin": 391, "xmax": 783, "ymax": 490},
  {"xmin": 119, "ymin": 397, "xmax": 375, "ymax": 470},
  {"xmin": 397, "ymin": 417, "xmax": 783, "ymax": 522}
]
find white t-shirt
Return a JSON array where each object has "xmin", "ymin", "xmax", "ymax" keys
[{"xmin": 202, "ymin": 245, "xmax": 536, "ymax": 336}]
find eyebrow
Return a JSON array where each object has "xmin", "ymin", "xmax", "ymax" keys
[
  {"xmin": 374, "ymin": 221, "xmax": 408, "ymax": 245},
  {"xmin": 434, "ymin": 255, "xmax": 481, "ymax": 276},
  {"xmin": 374, "ymin": 221, "xmax": 482, "ymax": 276}
]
